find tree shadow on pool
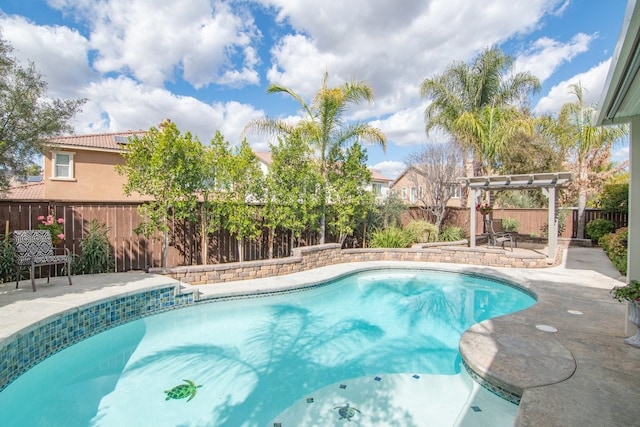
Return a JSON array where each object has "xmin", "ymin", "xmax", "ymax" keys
[{"xmin": 123, "ymin": 303, "xmax": 460, "ymax": 426}]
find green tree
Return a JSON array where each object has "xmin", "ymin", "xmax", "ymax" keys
[
  {"xmin": 223, "ymin": 139, "xmax": 265, "ymax": 262},
  {"xmin": 596, "ymin": 172, "xmax": 628, "ymax": 214},
  {"xmin": 326, "ymin": 142, "xmax": 375, "ymax": 245},
  {"xmin": 263, "ymin": 134, "xmax": 321, "ymax": 257},
  {"xmin": 554, "ymin": 83, "xmax": 627, "ymax": 238},
  {"xmin": 199, "ymin": 131, "xmax": 234, "ymax": 264},
  {"xmin": 420, "ymin": 46, "xmax": 540, "ymax": 176},
  {"xmin": 116, "ymin": 120, "xmax": 204, "ymax": 267},
  {"xmin": 246, "ymin": 71, "xmax": 386, "ymax": 243},
  {"xmin": 0, "ymin": 36, "xmax": 85, "ymax": 190}
]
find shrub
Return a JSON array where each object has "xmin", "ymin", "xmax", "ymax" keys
[
  {"xmin": 73, "ymin": 220, "xmax": 114, "ymax": 274},
  {"xmin": 404, "ymin": 220, "xmax": 438, "ymax": 243},
  {"xmin": 600, "ymin": 227, "xmax": 627, "ymax": 275},
  {"xmin": 501, "ymin": 217, "xmax": 519, "ymax": 232},
  {"xmin": 585, "ymin": 218, "xmax": 616, "ymax": 244},
  {"xmin": 439, "ymin": 226, "xmax": 465, "ymax": 242},
  {"xmin": 369, "ymin": 227, "xmax": 414, "ymax": 248},
  {"xmin": 541, "ymin": 209, "xmax": 567, "ymax": 237},
  {"xmin": 0, "ymin": 234, "xmax": 16, "ymax": 283}
]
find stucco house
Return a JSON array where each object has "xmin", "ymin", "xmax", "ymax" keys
[
  {"xmin": 43, "ymin": 131, "xmax": 150, "ymax": 202},
  {"xmin": 390, "ymin": 166, "xmax": 464, "ymax": 207},
  {"xmin": 3, "ymin": 131, "xmax": 150, "ymax": 202},
  {"xmin": 4, "ymin": 134, "xmax": 391, "ymax": 202}
]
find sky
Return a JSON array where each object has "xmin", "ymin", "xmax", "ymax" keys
[{"xmin": 0, "ymin": 0, "xmax": 631, "ymax": 179}]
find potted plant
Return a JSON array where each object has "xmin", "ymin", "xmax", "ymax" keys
[
  {"xmin": 476, "ymin": 201, "xmax": 492, "ymax": 216},
  {"xmin": 610, "ymin": 280, "xmax": 640, "ymax": 347}
]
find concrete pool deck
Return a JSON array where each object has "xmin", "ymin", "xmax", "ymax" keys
[{"xmin": 0, "ymin": 247, "xmax": 638, "ymax": 426}]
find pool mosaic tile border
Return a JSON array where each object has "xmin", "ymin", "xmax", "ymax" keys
[
  {"xmin": 0, "ymin": 285, "xmax": 195, "ymax": 392},
  {"xmin": 462, "ymin": 359, "xmax": 522, "ymax": 405}
]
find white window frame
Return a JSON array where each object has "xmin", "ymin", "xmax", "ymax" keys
[
  {"xmin": 410, "ymin": 187, "xmax": 417, "ymax": 203},
  {"xmin": 451, "ymin": 184, "xmax": 462, "ymax": 199},
  {"xmin": 51, "ymin": 151, "xmax": 75, "ymax": 180},
  {"xmin": 401, "ymin": 187, "xmax": 407, "ymax": 199}
]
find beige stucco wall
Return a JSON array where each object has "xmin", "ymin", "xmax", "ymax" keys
[
  {"xmin": 43, "ymin": 149, "xmax": 149, "ymax": 202},
  {"xmin": 391, "ymin": 172, "xmax": 463, "ymax": 208}
]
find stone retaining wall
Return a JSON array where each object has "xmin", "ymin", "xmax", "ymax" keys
[{"xmin": 151, "ymin": 243, "xmax": 561, "ymax": 286}]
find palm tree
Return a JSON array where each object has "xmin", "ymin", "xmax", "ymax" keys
[
  {"xmin": 555, "ymin": 83, "xmax": 628, "ymax": 239},
  {"xmin": 455, "ymin": 104, "xmax": 535, "ymax": 175},
  {"xmin": 245, "ymin": 71, "xmax": 386, "ymax": 243},
  {"xmin": 420, "ymin": 46, "xmax": 540, "ymax": 177}
]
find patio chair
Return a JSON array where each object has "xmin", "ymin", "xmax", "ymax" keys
[
  {"xmin": 484, "ymin": 219, "xmax": 514, "ymax": 251},
  {"xmin": 13, "ymin": 229, "xmax": 72, "ymax": 292}
]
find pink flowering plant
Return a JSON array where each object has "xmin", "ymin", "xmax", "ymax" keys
[
  {"xmin": 611, "ymin": 280, "xmax": 640, "ymax": 303},
  {"xmin": 476, "ymin": 201, "xmax": 492, "ymax": 215},
  {"xmin": 37, "ymin": 211, "xmax": 65, "ymax": 244}
]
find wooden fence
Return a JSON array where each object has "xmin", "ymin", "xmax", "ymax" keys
[
  {"xmin": 0, "ymin": 201, "xmax": 628, "ymax": 273},
  {"xmin": 0, "ymin": 202, "xmax": 320, "ymax": 273}
]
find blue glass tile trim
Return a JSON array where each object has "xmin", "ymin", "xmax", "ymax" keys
[
  {"xmin": 0, "ymin": 285, "xmax": 195, "ymax": 393},
  {"xmin": 462, "ymin": 359, "xmax": 521, "ymax": 405}
]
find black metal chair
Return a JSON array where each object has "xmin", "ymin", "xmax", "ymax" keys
[{"xmin": 484, "ymin": 219, "xmax": 514, "ymax": 251}]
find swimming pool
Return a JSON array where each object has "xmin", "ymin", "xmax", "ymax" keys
[{"xmin": 0, "ymin": 268, "xmax": 534, "ymax": 426}]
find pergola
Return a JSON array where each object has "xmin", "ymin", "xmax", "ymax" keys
[{"xmin": 462, "ymin": 172, "xmax": 573, "ymax": 259}]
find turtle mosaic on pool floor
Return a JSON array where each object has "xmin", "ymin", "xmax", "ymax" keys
[
  {"xmin": 164, "ymin": 379, "xmax": 202, "ymax": 402},
  {"xmin": 334, "ymin": 403, "xmax": 361, "ymax": 421}
]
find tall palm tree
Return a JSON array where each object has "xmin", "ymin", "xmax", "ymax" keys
[
  {"xmin": 455, "ymin": 104, "xmax": 535, "ymax": 175},
  {"xmin": 420, "ymin": 46, "xmax": 540, "ymax": 176},
  {"xmin": 555, "ymin": 83, "xmax": 627, "ymax": 238},
  {"xmin": 245, "ymin": 71, "xmax": 386, "ymax": 243}
]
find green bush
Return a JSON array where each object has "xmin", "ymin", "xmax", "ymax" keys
[
  {"xmin": 404, "ymin": 220, "xmax": 438, "ymax": 243},
  {"xmin": 73, "ymin": 220, "xmax": 114, "ymax": 274},
  {"xmin": 600, "ymin": 227, "xmax": 627, "ymax": 275},
  {"xmin": 542, "ymin": 209, "xmax": 568, "ymax": 237},
  {"xmin": 501, "ymin": 217, "xmax": 519, "ymax": 232},
  {"xmin": 369, "ymin": 227, "xmax": 414, "ymax": 248},
  {"xmin": 585, "ymin": 218, "xmax": 616, "ymax": 244},
  {"xmin": 439, "ymin": 226, "xmax": 465, "ymax": 242},
  {"xmin": 0, "ymin": 235, "xmax": 16, "ymax": 283}
]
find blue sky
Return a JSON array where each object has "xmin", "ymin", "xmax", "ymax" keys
[{"xmin": 0, "ymin": 0, "xmax": 630, "ymax": 179}]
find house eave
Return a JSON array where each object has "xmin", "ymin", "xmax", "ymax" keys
[{"xmin": 597, "ymin": 0, "xmax": 640, "ymax": 125}]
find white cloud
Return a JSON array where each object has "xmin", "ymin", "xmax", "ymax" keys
[
  {"xmin": 263, "ymin": 0, "xmax": 566, "ymax": 117},
  {"xmin": 370, "ymin": 160, "xmax": 406, "ymax": 180},
  {"xmin": 73, "ymin": 76, "xmax": 265, "ymax": 147},
  {"xmin": 0, "ymin": 15, "xmax": 94, "ymax": 99},
  {"xmin": 514, "ymin": 33, "xmax": 595, "ymax": 83},
  {"xmin": 48, "ymin": 0, "xmax": 261, "ymax": 88},
  {"xmin": 534, "ymin": 59, "xmax": 612, "ymax": 115}
]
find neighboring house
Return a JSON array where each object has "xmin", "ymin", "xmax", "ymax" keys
[
  {"xmin": 254, "ymin": 152, "xmax": 393, "ymax": 200},
  {"xmin": 390, "ymin": 166, "xmax": 464, "ymax": 207},
  {"xmin": 3, "ymin": 133, "xmax": 392, "ymax": 202},
  {"xmin": 367, "ymin": 169, "xmax": 393, "ymax": 201},
  {"xmin": 43, "ymin": 131, "xmax": 149, "ymax": 202}
]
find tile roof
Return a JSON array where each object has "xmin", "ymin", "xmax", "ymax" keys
[
  {"xmin": 370, "ymin": 169, "xmax": 393, "ymax": 182},
  {"xmin": 2, "ymin": 182, "xmax": 44, "ymax": 200},
  {"xmin": 48, "ymin": 131, "xmax": 147, "ymax": 151}
]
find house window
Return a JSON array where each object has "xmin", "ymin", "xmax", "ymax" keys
[
  {"xmin": 52, "ymin": 152, "xmax": 74, "ymax": 179},
  {"xmin": 418, "ymin": 185, "xmax": 423, "ymax": 199},
  {"xmin": 410, "ymin": 187, "xmax": 417, "ymax": 203},
  {"xmin": 401, "ymin": 187, "xmax": 407, "ymax": 199},
  {"xmin": 451, "ymin": 184, "xmax": 461, "ymax": 199},
  {"xmin": 371, "ymin": 183, "xmax": 382, "ymax": 195}
]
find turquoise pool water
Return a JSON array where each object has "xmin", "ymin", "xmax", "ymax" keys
[{"xmin": 0, "ymin": 269, "xmax": 534, "ymax": 426}]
